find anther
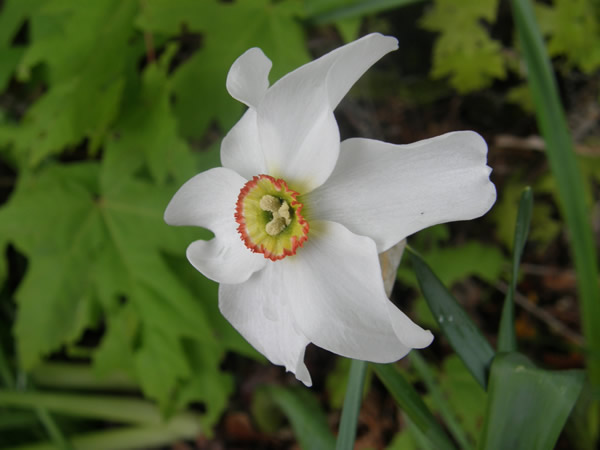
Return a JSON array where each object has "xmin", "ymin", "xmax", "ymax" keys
[{"xmin": 260, "ymin": 194, "xmax": 292, "ymax": 236}]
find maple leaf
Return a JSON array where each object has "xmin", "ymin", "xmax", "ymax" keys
[
  {"xmin": 421, "ymin": 0, "xmax": 506, "ymax": 92},
  {"xmin": 0, "ymin": 153, "xmax": 235, "ymax": 419},
  {"xmin": 137, "ymin": 0, "xmax": 310, "ymax": 139}
]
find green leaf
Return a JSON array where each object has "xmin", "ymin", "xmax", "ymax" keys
[
  {"xmin": 326, "ymin": 356, "xmax": 372, "ymax": 409},
  {"xmin": 408, "ymin": 247, "xmax": 495, "ymax": 389},
  {"xmin": 0, "ymin": 0, "xmax": 46, "ymax": 46},
  {"xmin": 0, "ymin": 236, "xmax": 7, "ymax": 289},
  {"xmin": 0, "ymin": 389, "xmax": 202, "ymax": 426},
  {"xmin": 307, "ymin": 0, "xmax": 426, "ymax": 24},
  {"xmin": 438, "ymin": 356, "xmax": 487, "ymax": 441},
  {"xmin": 511, "ymin": 0, "xmax": 600, "ymax": 386},
  {"xmin": 0, "ymin": 46, "xmax": 24, "ymax": 92},
  {"xmin": 410, "ymin": 352, "xmax": 473, "ymax": 449},
  {"xmin": 133, "ymin": 327, "xmax": 191, "ymax": 415},
  {"xmin": 30, "ymin": 362, "xmax": 137, "ymax": 392},
  {"xmin": 173, "ymin": 339, "xmax": 233, "ymax": 431},
  {"xmin": 10, "ymin": 0, "xmax": 141, "ymax": 165},
  {"xmin": 373, "ymin": 363, "xmax": 456, "ymax": 450},
  {"xmin": 135, "ymin": 0, "xmax": 211, "ymax": 34},
  {"xmin": 398, "ymin": 241, "xmax": 505, "ymax": 288},
  {"xmin": 336, "ymin": 359, "xmax": 368, "ymax": 450},
  {"xmin": 105, "ymin": 56, "xmax": 194, "ymax": 185},
  {"xmin": 498, "ymin": 187, "xmax": 533, "ymax": 352},
  {"xmin": 0, "ymin": 159, "xmax": 229, "ymax": 418},
  {"xmin": 265, "ymin": 386, "xmax": 336, "ymax": 450},
  {"xmin": 535, "ymin": 0, "xmax": 600, "ymax": 73},
  {"xmin": 421, "ymin": 0, "xmax": 505, "ymax": 92},
  {"xmin": 490, "ymin": 178, "xmax": 560, "ymax": 251},
  {"xmin": 93, "ymin": 303, "xmax": 138, "ymax": 379},
  {"xmin": 138, "ymin": 0, "xmax": 310, "ymax": 139},
  {"xmin": 479, "ymin": 352, "xmax": 584, "ymax": 450}
]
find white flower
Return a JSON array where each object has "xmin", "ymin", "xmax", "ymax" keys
[{"xmin": 165, "ymin": 33, "xmax": 496, "ymax": 386}]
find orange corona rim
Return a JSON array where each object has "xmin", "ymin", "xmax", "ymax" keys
[{"xmin": 235, "ymin": 175, "xmax": 309, "ymax": 261}]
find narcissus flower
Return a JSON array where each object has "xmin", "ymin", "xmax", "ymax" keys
[{"xmin": 165, "ymin": 33, "xmax": 496, "ymax": 386}]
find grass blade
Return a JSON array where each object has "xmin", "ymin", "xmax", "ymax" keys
[
  {"xmin": 498, "ymin": 187, "xmax": 533, "ymax": 352},
  {"xmin": 335, "ymin": 359, "xmax": 368, "ymax": 450},
  {"xmin": 510, "ymin": 0, "xmax": 600, "ymax": 384},
  {"xmin": 5, "ymin": 419, "xmax": 202, "ymax": 450},
  {"xmin": 407, "ymin": 246, "xmax": 495, "ymax": 389},
  {"xmin": 479, "ymin": 352, "xmax": 584, "ymax": 450},
  {"xmin": 373, "ymin": 363, "xmax": 456, "ymax": 450},
  {"xmin": 0, "ymin": 346, "xmax": 71, "ymax": 449},
  {"xmin": 0, "ymin": 390, "xmax": 168, "ymax": 425}
]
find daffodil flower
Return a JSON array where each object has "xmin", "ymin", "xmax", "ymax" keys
[{"xmin": 165, "ymin": 33, "xmax": 496, "ymax": 386}]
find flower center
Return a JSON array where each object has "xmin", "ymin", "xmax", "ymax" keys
[
  {"xmin": 235, "ymin": 175, "xmax": 309, "ymax": 261},
  {"xmin": 260, "ymin": 195, "xmax": 292, "ymax": 236}
]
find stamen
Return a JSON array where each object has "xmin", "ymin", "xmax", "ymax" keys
[
  {"xmin": 260, "ymin": 194, "xmax": 292, "ymax": 236},
  {"xmin": 235, "ymin": 174, "xmax": 309, "ymax": 261}
]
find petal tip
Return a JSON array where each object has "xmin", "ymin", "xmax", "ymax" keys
[
  {"xmin": 227, "ymin": 47, "xmax": 272, "ymax": 107},
  {"xmin": 412, "ymin": 329, "xmax": 434, "ymax": 349}
]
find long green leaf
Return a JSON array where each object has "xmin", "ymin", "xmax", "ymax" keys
[
  {"xmin": 0, "ymin": 390, "xmax": 172, "ymax": 425},
  {"xmin": 373, "ymin": 363, "xmax": 456, "ymax": 450},
  {"xmin": 510, "ymin": 0, "xmax": 600, "ymax": 384},
  {"xmin": 308, "ymin": 0, "xmax": 426, "ymax": 25},
  {"xmin": 0, "ymin": 346, "xmax": 71, "ymax": 450},
  {"xmin": 335, "ymin": 243, "xmax": 407, "ymax": 448},
  {"xmin": 409, "ymin": 352, "xmax": 473, "ymax": 450},
  {"xmin": 479, "ymin": 352, "xmax": 584, "ymax": 450},
  {"xmin": 408, "ymin": 247, "xmax": 495, "ymax": 389},
  {"xmin": 498, "ymin": 187, "xmax": 533, "ymax": 352},
  {"xmin": 265, "ymin": 386, "xmax": 336, "ymax": 450},
  {"xmin": 5, "ymin": 420, "xmax": 202, "ymax": 450},
  {"xmin": 336, "ymin": 360, "xmax": 367, "ymax": 450}
]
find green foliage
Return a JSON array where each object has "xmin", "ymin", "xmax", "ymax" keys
[
  {"xmin": 498, "ymin": 187, "xmax": 533, "ymax": 353},
  {"xmin": 511, "ymin": 0, "xmax": 600, "ymax": 386},
  {"xmin": 420, "ymin": 0, "xmax": 600, "ymax": 95},
  {"xmin": 336, "ymin": 359, "xmax": 368, "ymax": 450},
  {"xmin": 408, "ymin": 247, "xmax": 495, "ymax": 389},
  {"xmin": 420, "ymin": 0, "xmax": 506, "ymax": 92},
  {"xmin": 438, "ymin": 356, "xmax": 486, "ymax": 441},
  {"xmin": 262, "ymin": 386, "xmax": 336, "ymax": 450},
  {"xmin": 491, "ymin": 179, "xmax": 561, "ymax": 251},
  {"xmin": 373, "ymin": 363, "xmax": 456, "ymax": 449},
  {"xmin": 535, "ymin": 0, "xmax": 600, "ymax": 73},
  {"xmin": 0, "ymin": 0, "xmax": 312, "ymax": 437},
  {"xmin": 137, "ymin": 0, "xmax": 309, "ymax": 140},
  {"xmin": 307, "ymin": 0, "xmax": 426, "ymax": 25},
  {"xmin": 479, "ymin": 352, "xmax": 584, "ymax": 449},
  {"xmin": 9, "ymin": 0, "xmax": 141, "ymax": 165}
]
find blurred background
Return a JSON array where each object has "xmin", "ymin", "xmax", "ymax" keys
[{"xmin": 0, "ymin": 0, "xmax": 599, "ymax": 448}]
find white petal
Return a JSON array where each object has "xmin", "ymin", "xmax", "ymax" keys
[
  {"xmin": 219, "ymin": 267, "xmax": 312, "ymax": 386},
  {"xmin": 226, "ymin": 47, "xmax": 272, "ymax": 108},
  {"xmin": 186, "ymin": 233, "xmax": 266, "ymax": 285},
  {"xmin": 220, "ymin": 108, "xmax": 267, "ymax": 179},
  {"xmin": 305, "ymin": 131, "xmax": 496, "ymax": 252},
  {"xmin": 281, "ymin": 221, "xmax": 433, "ymax": 362},
  {"xmin": 165, "ymin": 167, "xmax": 266, "ymax": 284},
  {"xmin": 257, "ymin": 33, "xmax": 398, "ymax": 192},
  {"xmin": 164, "ymin": 167, "xmax": 244, "ymax": 229}
]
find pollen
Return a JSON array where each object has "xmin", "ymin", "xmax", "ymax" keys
[{"xmin": 235, "ymin": 175, "xmax": 309, "ymax": 261}]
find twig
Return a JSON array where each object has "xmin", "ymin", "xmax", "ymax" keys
[
  {"xmin": 495, "ymin": 280, "xmax": 585, "ymax": 347},
  {"xmin": 494, "ymin": 134, "xmax": 600, "ymax": 156}
]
